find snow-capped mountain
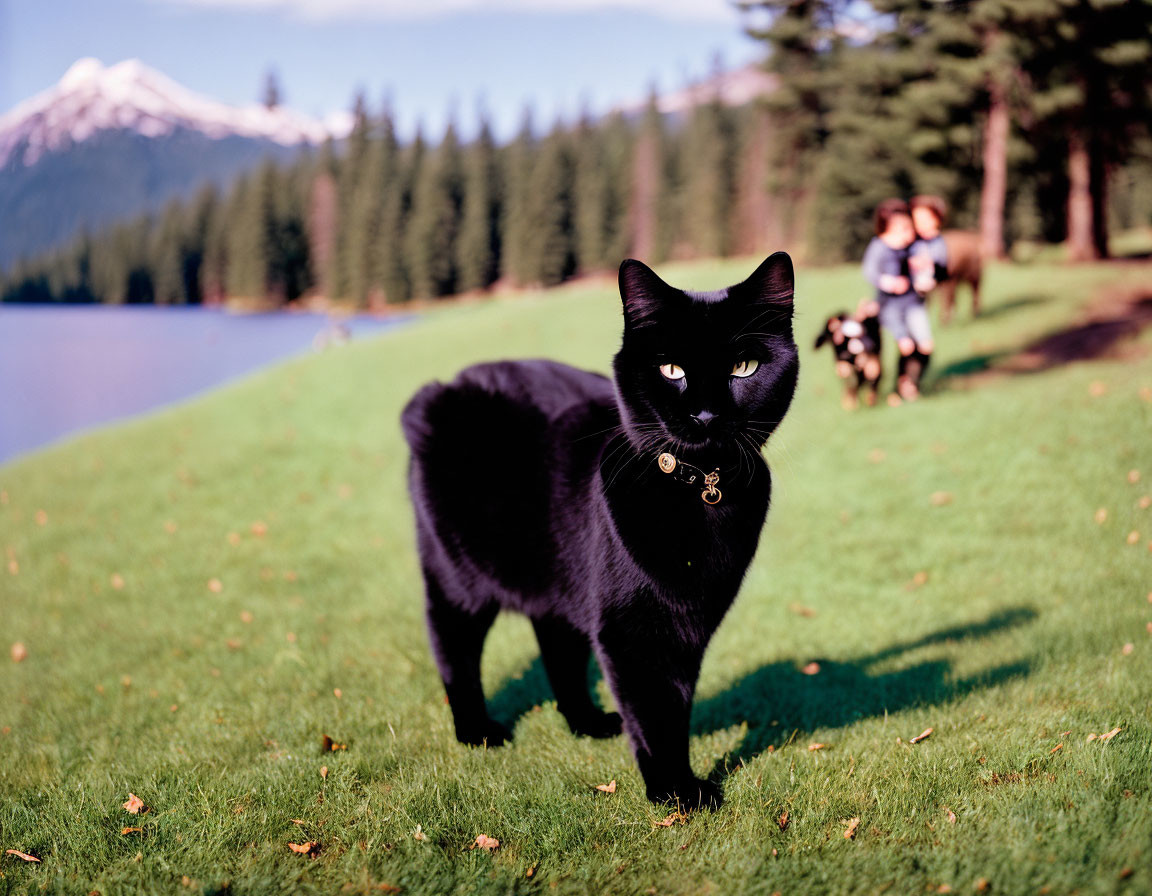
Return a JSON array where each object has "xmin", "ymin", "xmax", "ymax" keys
[
  {"xmin": 0, "ymin": 58, "xmax": 348, "ymax": 169},
  {"xmin": 0, "ymin": 59, "xmax": 352, "ymax": 271}
]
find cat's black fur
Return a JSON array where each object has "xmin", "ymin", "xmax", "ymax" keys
[{"xmin": 401, "ymin": 253, "xmax": 798, "ymax": 810}]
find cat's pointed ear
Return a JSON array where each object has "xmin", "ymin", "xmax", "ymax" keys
[
  {"xmin": 740, "ymin": 251, "xmax": 794, "ymax": 309},
  {"xmin": 619, "ymin": 258, "xmax": 669, "ymax": 329}
]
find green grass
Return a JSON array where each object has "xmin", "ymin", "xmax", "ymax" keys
[{"xmin": 2, "ymin": 257, "xmax": 1151, "ymax": 895}]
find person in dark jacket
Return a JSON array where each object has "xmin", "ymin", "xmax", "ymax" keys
[{"xmin": 861, "ymin": 198, "xmax": 933, "ymax": 403}]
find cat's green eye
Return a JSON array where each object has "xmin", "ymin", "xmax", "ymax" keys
[
  {"xmin": 659, "ymin": 363, "xmax": 686, "ymax": 381},
  {"xmin": 731, "ymin": 359, "xmax": 760, "ymax": 378}
]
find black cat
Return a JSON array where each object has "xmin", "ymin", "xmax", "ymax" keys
[{"xmin": 401, "ymin": 253, "xmax": 798, "ymax": 810}]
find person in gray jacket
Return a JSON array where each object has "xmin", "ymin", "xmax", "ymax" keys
[{"xmin": 861, "ymin": 198, "xmax": 933, "ymax": 403}]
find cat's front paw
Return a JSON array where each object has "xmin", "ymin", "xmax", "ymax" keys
[
  {"xmin": 455, "ymin": 718, "xmax": 513, "ymax": 748},
  {"xmin": 648, "ymin": 777, "xmax": 723, "ymax": 812},
  {"xmin": 568, "ymin": 710, "xmax": 623, "ymax": 739}
]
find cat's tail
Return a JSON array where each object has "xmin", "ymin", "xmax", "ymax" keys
[{"xmin": 400, "ymin": 381, "xmax": 445, "ymax": 455}]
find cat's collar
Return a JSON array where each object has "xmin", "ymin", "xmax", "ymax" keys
[{"xmin": 656, "ymin": 452, "xmax": 722, "ymax": 505}]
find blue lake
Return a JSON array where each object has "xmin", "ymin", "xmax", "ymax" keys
[{"xmin": 0, "ymin": 305, "xmax": 410, "ymax": 465}]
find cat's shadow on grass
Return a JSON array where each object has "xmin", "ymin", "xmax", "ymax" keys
[{"xmin": 488, "ymin": 606, "xmax": 1036, "ymax": 781}]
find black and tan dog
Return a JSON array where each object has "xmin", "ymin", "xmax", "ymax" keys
[{"xmin": 814, "ymin": 301, "xmax": 882, "ymax": 409}]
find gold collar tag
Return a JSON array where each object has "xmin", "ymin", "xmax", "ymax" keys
[{"xmin": 656, "ymin": 452, "xmax": 722, "ymax": 505}]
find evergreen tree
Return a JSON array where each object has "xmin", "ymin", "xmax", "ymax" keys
[
  {"xmin": 630, "ymin": 90, "xmax": 672, "ymax": 263},
  {"xmin": 524, "ymin": 122, "xmax": 576, "ymax": 287},
  {"xmin": 307, "ymin": 141, "xmax": 340, "ymax": 300},
  {"xmin": 184, "ymin": 185, "xmax": 219, "ymax": 304},
  {"xmin": 275, "ymin": 161, "xmax": 312, "ymax": 302},
  {"xmin": 731, "ymin": 101, "xmax": 780, "ymax": 255},
  {"xmin": 456, "ymin": 108, "xmax": 501, "ymax": 292},
  {"xmin": 573, "ymin": 107, "xmax": 611, "ymax": 273},
  {"xmin": 598, "ymin": 111, "xmax": 635, "ymax": 268},
  {"xmin": 377, "ymin": 126, "xmax": 423, "ymax": 304},
  {"xmin": 1014, "ymin": 0, "xmax": 1152, "ymax": 259},
  {"xmin": 501, "ymin": 107, "xmax": 537, "ymax": 285},
  {"xmin": 405, "ymin": 119, "xmax": 464, "ymax": 299},
  {"xmin": 345, "ymin": 99, "xmax": 396, "ymax": 306},
  {"xmin": 263, "ymin": 70, "xmax": 282, "ymax": 110},
  {"xmin": 681, "ymin": 87, "xmax": 737, "ymax": 258},
  {"xmin": 332, "ymin": 91, "xmax": 372, "ymax": 298},
  {"xmin": 152, "ymin": 200, "xmax": 187, "ymax": 304}
]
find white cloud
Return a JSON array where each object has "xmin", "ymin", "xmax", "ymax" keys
[{"xmin": 151, "ymin": 0, "xmax": 740, "ymax": 22}]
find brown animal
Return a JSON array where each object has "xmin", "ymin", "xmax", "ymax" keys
[{"xmin": 937, "ymin": 230, "xmax": 982, "ymax": 323}]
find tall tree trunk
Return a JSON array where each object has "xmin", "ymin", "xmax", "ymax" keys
[
  {"xmin": 630, "ymin": 129, "xmax": 660, "ymax": 262},
  {"xmin": 1089, "ymin": 133, "xmax": 1110, "ymax": 259},
  {"xmin": 1065, "ymin": 131, "xmax": 1097, "ymax": 261},
  {"xmin": 308, "ymin": 171, "xmax": 338, "ymax": 299},
  {"xmin": 979, "ymin": 76, "xmax": 1009, "ymax": 260}
]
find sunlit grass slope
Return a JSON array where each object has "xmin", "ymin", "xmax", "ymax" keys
[{"xmin": 2, "ymin": 257, "xmax": 1151, "ymax": 895}]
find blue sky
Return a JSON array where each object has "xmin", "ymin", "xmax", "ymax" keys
[{"xmin": 0, "ymin": 0, "xmax": 763, "ymax": 140}]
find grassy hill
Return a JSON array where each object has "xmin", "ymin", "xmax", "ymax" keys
[{"xmin": 2, "ymin": 257, "xmax": 1150, "ymax": 895}]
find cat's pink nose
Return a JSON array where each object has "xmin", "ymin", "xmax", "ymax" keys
[{"xmin": 691, "ymin": 410, "xmax": 716, "ymax": 427}]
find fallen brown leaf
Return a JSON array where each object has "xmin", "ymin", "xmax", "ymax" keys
[
  {"xmin": 121, "ymin": 826, "xmax": 143, "ymax": 835},
  {"xmin": 413, "ymin": 824, "xmax": 427, "ymax": 842},
  {"xmin": 1094, "ymin": 508, "xmax": 1109, "ymax": 524},
  {"xmin": 1098, "ymin": 726, "xmax": 1122, "ymax": 742},
  {"xmin": 240, "ymin": 610, "xmax": 254, "ymax": 624},
  {"xmin": 789, "ymin": 603, "xmax": 816, "ymax": 617},
  {"xmin": 777, "ymin": 810, "xmax": 790, "ymax": 831},
  {"xmin": 526, "ymin": 863, "xmax": 537, "ymax": 878},
  {"xmin": 1126, "ymin": 531, "xmax": 1140, "ymax": 545},
  {"xmin": 333, "ymin": 688, "xmax": 343, "ymax": 699},
  {"xmin": 808, "ymin": 743, "xmax": 827, "ymax": 751},
  {"xmin": 474, "ymin": 834, "xmax": 499, "ymax": 851},
  {"xmin": 801, "ymin": 662, "xmax": 821, "ymax": 675},
  {"xmin": 111, "ymin": 573, "xmax": 125, "ymax": 589},
  {"xmin": 596, "ymin": 780, "xmax": 617, "ymax": 793},
  {"xmin": 321, "ymin": 734, "xmax": 347, "ymax": 752},
  {"xmin": 910, "ymin": 727, "xmax": 934, "ymax": 744},
  {"xmin": 1139, "ymin": 495, "xmax": 1152, "ymax": 509},
  {"xmin": 1089, "ymin": 380, "xmax": 1107, "ymax": 397},
  {"xmin": 35, "ymin": 509, "xmax": 48, "ymax": 526},
  {"xmin": 5, "ymin": 849, "xmax": 40, "ymax": 863},
  {"xmin": 1122, "ymin": 642, "xmax": 1134, "ymax": 655},
  {"xmin": 288, "ymin": 841, "xmax": 319, "ymax": 856},
  {"xmin": 227, "ymin": 532, "xmax": 242, "ymax": 546},
  {"xmin": 868, "ymin": 449, "xmax": 886, "ymax": 464},
  {"xmin": 975, "ymin": 877, "xmax": 990, "ymax": 892},
  {"xmin": 207, "ymin": 578, "xmax": 223, "ymax": 593},
  {"xmin": 320, "ymin": 766, "xmax": 328, "ymax": 780},
  {"xmin": 1050, "ymin": 743, "xmax": 1063, "ymax": 754},
  {"xmin": 843, "ymin": 817, "xmax": 860, "ymax": 839},
  {"xmin": 909, "ymin": 571, "xmax": 929, "ymax": 588},
  {"xmin": 251, "ymin": 521, "xmax": 268, "ymax": 536},
  {"xmin": 123, "ymin": 793, "xmax": 145, "ymax": 814},
  {"xmin": 1128, "ymin": 470, "xmax": 1142, "ymax": 484},
  {"xmin": 930, "ymin": 491, "xmax": 953, "ymax": 506},
  {"xmin": 10, "ymin": 642, "xmax": 27, "ymax": 663},
  {"xmin": 945, "ymin": 808, "xmax": 957, "ymax": 824}
]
